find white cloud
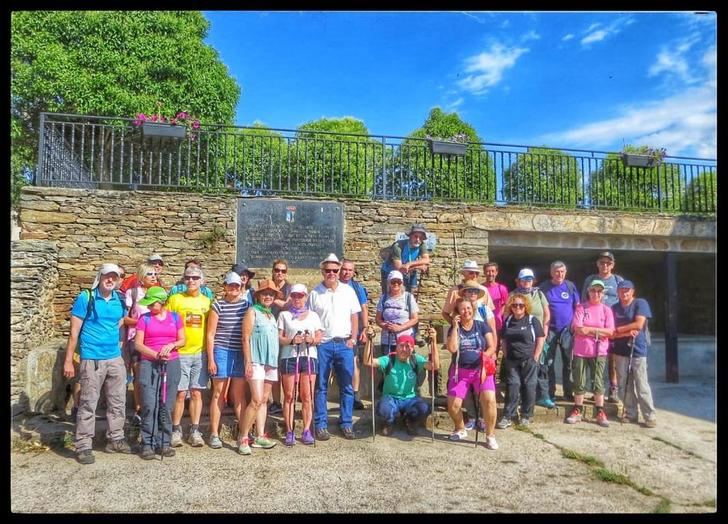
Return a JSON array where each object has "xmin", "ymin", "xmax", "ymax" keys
[
  {"xmin": 581, "ymin": 30, "xmax": 607, "ymax": 45},
  {"xmin": 522, "ymin": 30, "xmax": 541, "ymax": 42},
  {"xmin": 501, "ymin": 19, "xmax": 510, "ymax": 29},
  {"xmin": 562, "ymin": 33, "xmax": 574, "ymax": 41},
  {"xmin": 581, "ymin": 16, "xmax": 634, "ymax": 47},
  {"xmin": 648, "ymin": 33, "xmax": 702, "ymax": 84},
  {"xmin": 457, "ymin": 43, "xmax": 529, "ymax": 95},
  {"xmin": 446, "ymin": 97, "xmax": 464, "ymax": 111},
  {"xmin": 586, "ymin": 22, "xmax": 601, "ymax": 32}
]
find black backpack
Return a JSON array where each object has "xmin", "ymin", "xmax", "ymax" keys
[{"xmin": 383, "ymin": 353, "xmax": 427, "ymax": 390}]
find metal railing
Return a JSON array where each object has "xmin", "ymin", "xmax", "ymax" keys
[{"xmin": 36, "ymin": 113, "xmax": 716, "ymax": 214}]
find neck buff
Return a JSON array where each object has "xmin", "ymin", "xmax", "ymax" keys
[{"xmin": 253, "ymin": 303, "xmax": 272, "ymax": 315}]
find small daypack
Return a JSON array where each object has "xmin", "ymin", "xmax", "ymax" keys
[
  {"xmin": 383, "ymin": 353, "xmax": 427, "ymax": 390},
  {"xmin": 381, "ymin": 290, "xmax": 418, "ymax": 338}
]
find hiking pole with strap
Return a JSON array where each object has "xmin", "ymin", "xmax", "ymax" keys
[
  {"xmin": 366, "ymin": 334, "xmax": 377, "ymax": 442},
  {"xmin": 159, "ymin": 360, "xmax": 168, "ymax": 461},
  {"xmin": 304, "ymin": 330, "xmax": 316, "ymax": 448},
  {"xmin": 292, "ymin": 331, "xmax": 302, "ymax": 436},
  {"xmin": 426, "ymin": 323, "xmax": 436, "ymax": 443},
  {"xmin": 620, "ymin": 334, "xmax": 637, "ymax": 424}
]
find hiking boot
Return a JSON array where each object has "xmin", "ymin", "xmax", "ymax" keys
[
  {"xmin": 403, "ymin": 417, "xmax": 418, "ymax": 436},
  {"xmin": 237, "ymin": 438, "xmax": 252, "ymax": 455},
  {"xmin": 251, "ymin": 434, "xmax": 277, "ymax": 449},
  {"xmin": 158, "ymin": 447, "xmax": 175, "ymax": 457},
  {"xmin": 381, "ymin": 424, "xmax": 394, "ymax": 436},
  {"xmin": 536, "ymin": 397, "xmax": 556, "ymax": 409},
  {"xmin": 644, "ymin": 418, "xmax": 657, "ymax": 428},
  {"xmin": 105, "ymin": 438, "xmax": 133, "ymax": 454},
  {"xmin": 76, "ymin": 449, "xmax": 95, "ymax": 465},
  {"xmin": 496, "ymin": 417, "xmax": 512, "ymax": 430},
  {"xmin": 596, "ymin": 410, "xmax": 610, "ymax": 427},
  {"xmin": 170, "ymin": 429, "xmax": 183, "ymax": 447},
  {"xmin": 449, "ymin": 429, "xmax": 468, "ymax": 441},
  {"xmin": 188, "ymin": 430, "xmax": 204, "ymax": 447},
  {"xmin": 208, "ymin": 434, "xmax": 222, "ymax": 449},
  {"xmin": 565, "ymin": 407, "xmax": 583, "ymax": 424},
  {"xmin": 485, "ymin": 435, "xmax": 499, "ymax": 450},
  {"xmin": 341, "ymin": 426, "xmax": 355, "ymax": 440},
  {"xmin": 607, "ymin": 385, "xmax": 619, "ymax": 403},
  {"xmin": 353, "ymin": 399, "xmax": 365, "ymax": 410},
  {"xmin": 140, "ymin": 446, "xmax": 156, "ymax": 460},
  {"xmin": 268, "ymin": 402, "xmax": 283, "ymax": 415},
  {"xmin": 519, "ymin": 417, "xmax": 530, "ymax": 427},
  {"xmin": 284, "ymin": 431, "xmax": 296, "ymax": 447},
  {"xmin": 315, "ymin": 428, "xmax": 331, "ymax": 441},
  {"xmin": 301, "ymin": 429, "xmax": 315, "ymax": 445}
]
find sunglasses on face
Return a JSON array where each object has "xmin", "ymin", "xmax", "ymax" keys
[
  {"xmin": 290, "ymin": 293, "xmax": 306, "ymax": 299},
  {"xmin": 185, "ymin": 276, "xmax": 201, "ymax": 281},
  {"xmin": 323, "ymin": 268, "xmax": 339, "ymax": 274},
  {"xmin": 511, "ymin": 303, "xmax": 526, "ymax": 309},
  {"xmin": 389, "ymin": 280, "xmax": 403, "ymax": 285},
  {"xmin": 273, "ymin": 268, "xmax": 287, "ymax": 273},
  {"xmin": 144, "ymin": 272, "xmax": 158, "ymax": 277}
]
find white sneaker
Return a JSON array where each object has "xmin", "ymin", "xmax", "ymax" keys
[
  {"xmin": 170, "ymin": 429, "xmax": 183, "ymax": 447},
  {"xmin": 449, "ymin": 429, "xmax": 468, "ymax": 441},
  {"xmin": 485, "ymin": 435, "xmax": 499, "ymax": 450},
  {"xmin": 188, "ymin": 430, "xmax": 204, "ymax": 447}
]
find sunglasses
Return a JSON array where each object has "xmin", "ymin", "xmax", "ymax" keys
[
  {"xmin": 273, "ymin": 268, "xmax": 287, "ymax": 273},
  {"xmin": 323, "ymin": 268, "xmax": 339, "ymax": 274},
  {"xmin": 464, "ymin": 288, "xmax": 480, "ymax": 294},
  {"xmin": 511, "ymin": 303, "xmax": 526, "ymax": 309},
  {"xmin": 389, "ymin": 280, "xmax": 403, "ymax": 285},
  {"xmin": 144, "ymin": 272, "xmax": 158, "ymax": 277},
  {"xmin": 290, "ymin": 293, "xmax": 306, "ymax": 299},
  {"xmin": 185, "ymin": 276, "xmax": 201, "ymax": 281}
]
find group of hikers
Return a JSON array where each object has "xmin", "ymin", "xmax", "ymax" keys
[{"xmin": 63, "ymin": 224, "xmax": 657, "ymax": 464}]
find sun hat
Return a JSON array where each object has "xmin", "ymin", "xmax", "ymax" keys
[
  {"xmin": 254, "ymin": 279, "xmax": 284, "ymax": 299},
  {"xmin": 517, "ymin": 268, "xmax": 535, "ymax": 280},
  {"xmin": 387, "ymin": 270, "xmax": 404, "ymax": 282},
  {"xmin": 320, "ymin": 253, "xmax": 342, "ymax": 268},
  {"xmin": 138, "ymin": 286, "xmax": 168, "ymax": 306},
  {"xmin": 589, "ymin": 279, "xmax": 606, "ymax": 289},
  {"xmin": 458, "ymin": 280, "xmax": 487, "ymax": 300},
  {"xmin": 407, "ymin": 223, "xmax": 428, "ymax": 239},
  {"xmin": 91, "ymin": 263, "xmax": 122, "ymax": 289},
  {"xmin": 223, "ymin": 272, "xmax": 243, "ymax": 286},
  {"xmin": 461, "ymin": 260, "xmax": 480, "ymax": 273},
  {"xmin": 290, "ymin": 283, "xmax": 308, "ymax": 295},
  {"xmin": 147, "ymin": 253, "xmax": 164, "ymax": 264}
]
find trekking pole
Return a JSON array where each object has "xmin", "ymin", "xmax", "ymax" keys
[
  {"xmin": 426, "ymin": 323, "xmax": 436, "ymax": 443},
  {"xmin": 620, "ymin": 334, "xmax": 637, "ymax": 424},
  {"xmin": 304, "ymin": 331, "xmax": 316, "ymax": 448},
  {"xmin": 159, "ymin": 360, "xmax": 168, "ymax": 462},
  {"xmin": 292, "ymin": 331, "xmax": 302, "ymax": 435},
  {"xmin": 366, "ymin": 332, "xmax": 376, "ymax": 442}
]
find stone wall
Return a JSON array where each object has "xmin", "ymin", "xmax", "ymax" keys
[{"xmin": 11, "ymin": 240, "xmax": 60, "ymax": 415}]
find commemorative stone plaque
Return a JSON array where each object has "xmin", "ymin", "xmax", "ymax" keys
[{"xmin": 236, "ymin": 199, "xmax": 344, "ymax": 268}]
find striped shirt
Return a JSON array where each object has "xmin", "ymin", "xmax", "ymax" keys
[{"xmin": 211, "ymin": 298, "xmax": 250, "ymax": 351}]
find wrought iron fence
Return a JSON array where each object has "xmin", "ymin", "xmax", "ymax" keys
[{"xmin": 36, "ymin": 113, "xmax": 716, "ymax": 214}]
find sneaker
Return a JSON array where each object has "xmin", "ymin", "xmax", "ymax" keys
[
  {"xmin": 140, "ymin": 446, "xmax": 156, "ymax": 460},
  {"xmin": 464, "ymin": 418, "xmax": 475, "ymax": 431},
  {"xmin": 403, "ymin": 418, "xmax": 418, "ymax": 436},
  {"xmin": 252, "ymin": 434, "xmax": 277, "ymax": 449},
  {"xmin": 188, "ymin": 430, "xmax": 204, "ymax": 447},
  {"xmin": 170, "ymin": 429, "xmax": 183, "ymax": 447},
  {"xmin": 105, "ymin": 438, "xmax": 133, "ymax": 454},
  {"xmin": 158, "ymin": 447, "xmax": 175, "ymax": 457},
  {"xmin": 607, "ymin": 385, "xmax": 619, "ymax": 403},
  {"xmin": 268, "ymin": 402, "xmax": 283, "ymax": 415},
  {"xmin": 644, "ymin": 418, "xmax": 657, "ymax": 428},
  {"xmin": 301, "ymin": 429, "xmax": 315, "ymax": 445},
  {"xmin": 237, "ymin": 438, "xmax": 252, "ymax": 455},
  {"xmin": 284, "ymin": 431, "xmax": 296, "ymax": 447},
  {"xmin": 536, "ymin": 397, "xmax": 556, "ymax": 409},
  {"xmin": 476, "ymin": 418, "xmax": 486, "ymax": 432},
  {"xmin": 496, "ymin": 417, "xmax": 512, "ymax": 430},
  {"xmin": 208, "ymin": 434, "xmax": 223, "ymax": 449},
  {"xmin": 315, "ymin": 428, "xmax": 331, "ymax": 441},
  {"xmin": 131, "ymin": 413, "xmax": 142, "ymax": 426},
  {"xmin": 565, "ymin": 407, "xmax": 583, "ymax": 424},
  {"xmin": 353, "ymin": 399, "xmax": 365, "ymax": 410},
  {"xmin": 341, "ymin": 426, "xmax": 355, "ymax": 440},
  {"xmin": 519, "ymin": 417, "xmax": 530, "ymax": 427},
  {"xmin": 485, "ymin": 435, "xmax": 499, "ymax": 450},
  {"xmin": 381, "ymin": 424, "xmax": 394, "ymax": 436},
  {"xmin": 596, "ymin": 410, "xmax": 610, "ymax": 427},
  {"xmin": 449, "ymin": 429, "xmax": 468, "ymax": 441},
  {"xmin": 76, "ymin": 449, "xmax": 95, "ymax": 465}
]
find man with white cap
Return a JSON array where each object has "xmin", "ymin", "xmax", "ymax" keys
[
  {"xmin": 379, "ymin": 223, "xmax": 432, "ymax": 295},
  {"xmin": 166, "ymin": 265, "xmax": 212, "ymax": 448},
  {"xmin": 308, "ymin": 253, "xmax": 362, "ymax": 440},
  {"xmin": 442, "ymin": 260, "xmax": 495, "ymax": 325},
  {"xmin": 63, "ymin": 263, "xmax": 131, "ymax": 464}
]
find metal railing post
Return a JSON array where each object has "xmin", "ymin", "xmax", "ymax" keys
[
  {"xmin": 380, "ymin": 136, "xmax": 387, "ymax": 200},
  {"xmin": 36, "ymin": 112, "xmax": 46, "ymax": 186}
]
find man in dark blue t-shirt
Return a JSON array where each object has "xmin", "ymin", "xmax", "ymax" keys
[{"xmin": 611, "ymin": 280, "xmax": 657, "ymax": 427}]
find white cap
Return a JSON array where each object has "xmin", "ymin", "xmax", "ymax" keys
[
  {"xmin": 461, "ymin": 260, "xmax": 480, "ymax": 272},
  {"xmin": 290, "ymin": 283, "xmax": 308, "ymax": 295},
  {"xmin": 147, "ymin": 253, "xmax": 164, "ymax": 264},
  {"xmin": 518, "ymin": 268, "xmax": 535, "ymax": 280},
  {"xmin": 387, "ymin": 270, "xmax": 404, "ymax": 281},
  {"xmin": 91, "ymin": 263, "xmax": 122, "ymax": 289},
  {"xmin": 320, "ymin": 253, "xmax": 341, "ymax": 268},
  {"xmin": 223, "ymin": 271, "xmax": 243, "ymax": 285}
]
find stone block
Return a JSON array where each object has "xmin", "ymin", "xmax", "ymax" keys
[
  {"xmin": 25, "ymin": 340, "xmax": 68, "ymax": 414},
  {"xmin": 19, "ymin": 210, "xmax": 77, "ymax": 224}
]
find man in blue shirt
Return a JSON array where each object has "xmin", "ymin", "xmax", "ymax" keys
[
  {"xmin": 63, "ymin": 263, "xmax": 131, "ymax": 464},
  {"xmin": 539, "ymin": 261, "xmax": 580, "ymax": 403},
  {"xmin": 380, "ymin": 224, "xmax": 431, "ymax": 294},
  {"xmin": 611, "ymin": 280, "xmax": 657, "ymax": 427},
  {"xmin": 339, "ymin": 259, "xmax": 369, "ymax": 410}
]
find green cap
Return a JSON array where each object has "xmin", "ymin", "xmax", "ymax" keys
[
  {"xmin": 138, "ymin": 286, "xmax": 168, "ymax": 306},
  {"xmin": 589, "ymin": 279, "xmax": 606, "ymax": 290}
]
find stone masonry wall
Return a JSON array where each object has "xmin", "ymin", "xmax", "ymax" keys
[{"xmin": 11, "ymin": 240, "xmax": 59, "ymax": 414}]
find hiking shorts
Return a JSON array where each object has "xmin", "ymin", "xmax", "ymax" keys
[
  {"xmin": 212, "ymin": 347, "xmax": 244, "ymax": 379},
  {"xmin": 178, "ymin": 353, "xmax": 209, "ymax": 391},
  {"xmin": 280, "ymin": 357, "xmax": 319, "ymax": 376},
  {"xmin": 250, "ymin": 363, "xmax": 278, "ymax": 382},
  {"xmin": 572, "ymin": 356, "xmax": 607, "ymax": 395},
  {"xmin": 448, "ymin": 366, "xmax": 495, "ymax": 399}
]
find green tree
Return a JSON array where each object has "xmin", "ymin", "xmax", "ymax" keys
[
  {"xmin": 502, "ymin": 147, "xmax": 583, "ymax": 206},
  {"xmin": 390, "ymin": 108, "xmax": 494, "ymax": 201},
  {"xmin": 11, "ymin": 11, "xmax": 240, "ymax": 204},
  {"xmin": 683, "ymin": 170, "xmax": 717, "ymax": 213}
]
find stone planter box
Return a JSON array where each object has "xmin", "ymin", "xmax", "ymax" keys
[
  {"xmin": 429, "ymin": 140, "xmax": 467, "ymax": 156},
  {"xmin": 142, "ymin": 122, "xmax": 186, "ymax": 140},
  {"xmin": 621, "ymin": 153, "xmax": 660, "ymax": 168}
]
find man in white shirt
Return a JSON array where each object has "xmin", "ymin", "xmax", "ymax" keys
[{"xmin": 308, "ymin": 253, "xmax": 362, "ymax": 441}]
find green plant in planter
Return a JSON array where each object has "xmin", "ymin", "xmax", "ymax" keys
[
  {"xmin": 621, "ymin": 145, "xmax": 667, "ymax": 168},
  {"xmin": 199, "ymin": 224, "xmax": 227, "ymax": 251}
]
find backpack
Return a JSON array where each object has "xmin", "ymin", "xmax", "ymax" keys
[
  {"xmin": 80, "ymin": 288, "xmax": 127, "ymax": 325},
  {"xmin": 381, "ymin": 290, "xmax": 418, "ymax": 338},
  {"xmin": 503, "ymin": 314, "xmax": 542, "ymax": 362},
  {"xmin": 383, "ymin": 353, "xmax": 427, "ymax": 390},
  {"xmin": 380, "ymin": 238, "xmax": 409, "ymax": 262}
]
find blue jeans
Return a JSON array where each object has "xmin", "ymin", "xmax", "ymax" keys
[
  {"xmin": 377, "ymin": 395, "xmax": 430, "ymax": 425},
  {"xmin": 314, "ymin": 339, "xmax": 355, "ymax": 430}
]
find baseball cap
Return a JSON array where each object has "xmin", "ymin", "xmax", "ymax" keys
[
  {"xmin": 617, "ymin": 280, "xmax": 635, "ymax": 289},
  {"xmin": 387, "ymin": 270, "xmax": 404, "ymax": 282},
  {"xmin": 461, "ymin": 260, "xmax": 480, "ymax": 272},
  {"xmin": 589, "ymin": 279, "xmax": 606, "ymax": 289},
  {"xmin": 290, "ymin": 283, "xmax": 308, "ymax": 295},
  {"xmin": 138, "ymin": 286, "xmax": 168, "ymax": 306},
  {"xmin": 223, "ymin": 272, "xmax": 243, "ymax": 285},
  {"xmin": 598, "ymin": 251, "xmax": 615, "ymax": 261},
  {"xmin": 517, "ymin": 268, "xmax": 535, "ymax": 280},
  {"xmin": 397, "ymin": 335, "xmax": 416, "ymax": 346},
  {"xmin": 147, "ymin": 253, "xmax": 164, "ymax": 264},
  {"xmin": 231, "ymin": 262, "xmax": 255, "ymax": 278}
]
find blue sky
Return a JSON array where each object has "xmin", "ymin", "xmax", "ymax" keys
[{"xmin": 203, "ymin": 11, "xmax": 716, "ymax": 159}]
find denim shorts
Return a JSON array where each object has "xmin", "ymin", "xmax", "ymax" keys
[
  {"xmin": 178, "ymin": 353, "xmax": 209, "ymax": 390},
  {"xmin": 280, "ymin": 356, "xmax": 319, "ymax": 376},
  {"xmin": 212, "ymin": 347, "xmax": 244, "ymax": 379}
]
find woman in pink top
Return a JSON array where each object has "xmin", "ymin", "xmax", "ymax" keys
[
  {"xmin": 134, "ymin": 286, "xmax": 186, "ymax": 460},
  {"xmin": 566, "ymin": 279, "xmax": 614, "ymax": 428}
]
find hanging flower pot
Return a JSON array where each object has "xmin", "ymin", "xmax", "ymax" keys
[
  {"xmin": 622, "ymin": 153, "xmax": 658, "ymax": 168},
  {"xmin": 142, "ymin": 122, "xmax": 186, "ymax": 140},
  {"xmin": 429, "ymin": 139, "xmax": 467, "ymax": 156}
]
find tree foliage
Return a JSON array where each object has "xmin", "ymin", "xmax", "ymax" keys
[
  {"xmin": 683, "ymin": 170, "xmax": 717, "ymax": 213},
  {"xmin": 503, "ymin": 147, "xmax": 583, "ymax": 206},
  {"xmin": 11, "ymin": 11, "xmax": 240, "ymax": 204}
]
